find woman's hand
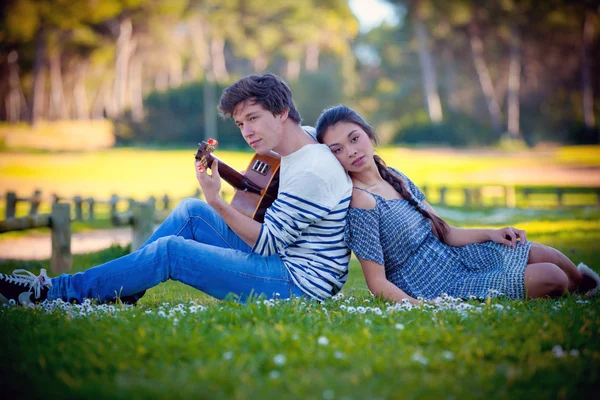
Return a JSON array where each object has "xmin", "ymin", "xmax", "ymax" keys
[
  {"xmin": 488, "ymin": 226, "xmax": 527, "ymax": 248},
  {"xmin": 195, "ymin": 159, "xmax": 222, "ymax": 205}
]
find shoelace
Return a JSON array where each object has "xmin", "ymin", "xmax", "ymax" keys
[{"xmin": 4, "ymin": 269, "xmax": 48, "ymax": 299}]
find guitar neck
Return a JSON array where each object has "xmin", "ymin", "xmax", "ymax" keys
[{"xmin": 205, "ymin": 154, "xmax": 262, "ymax": 195}]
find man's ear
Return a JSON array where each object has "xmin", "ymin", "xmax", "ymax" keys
[{"xmin": 278, "ymin": 109, "xmax": 289, "ymax": 122}]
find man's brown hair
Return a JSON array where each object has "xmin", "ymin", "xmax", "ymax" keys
[{"xmin": 218, "ymin": 73, "xmax": 302, "ymax": 123}]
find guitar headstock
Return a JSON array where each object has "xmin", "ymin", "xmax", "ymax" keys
[{"xmin": 194, "ymin": 138, "xmax": 219, "ymax": 171}]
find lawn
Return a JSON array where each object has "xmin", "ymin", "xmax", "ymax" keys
[{"xmin": 1, "ymin": 208, "xmax": 599, "ymax": 399}]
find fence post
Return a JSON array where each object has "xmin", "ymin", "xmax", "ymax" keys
[
  {"xmin": 109, "ymin": 194, "xmax": 119, "ymax": 219},
  {"xmin": 556, "ymin": 188, "xmax": 564, "ymax": 206},
  {"xmin": 73, "ymin": 196, "xmax": 84, "ymax": 221},
  {"xmin": 505, "ymin": 186, "xmax": 516, "ymax": 208},
  {"xmin": 6, "ymin": 191, "xmax": 17, "ymax": 219},
  {"xmin": 50, "ymin": 203, "xmax": 72, "ymax": 273},
  {"xmin": 464, "ymin": 188, "xmax": 472, "ymax": 206},
  {"xmin": 439, "ymin": 187, "xmax": 447, "ymax": 205},
  {"xmin": 131, "ymin": 201, "xmax": 155, "ymax": 252},
  {"xmin": 29, "ymin": 189, "xmax": 42, "ymax": 215},
  {"xmin": 87, "ymin": 197, "xmax": 95, "ymax": 221}
]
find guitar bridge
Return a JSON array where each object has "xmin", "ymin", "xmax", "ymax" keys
[{"xmin": 251, "ymin": 159, "xmax": 270, "ymax": 175}]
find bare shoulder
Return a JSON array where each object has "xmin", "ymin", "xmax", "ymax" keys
[{"xmin": 350, "ymin": 187, "xmax": 377, "ymax": 210}]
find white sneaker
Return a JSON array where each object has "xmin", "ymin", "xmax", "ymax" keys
[{"xmin": 577, "ymin": 263, "xmax": 600, "ymax": 297}]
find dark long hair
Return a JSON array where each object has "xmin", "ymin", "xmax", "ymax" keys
[
  {"xmin": 218, "ymin": 73, "xmax": 302, "ymax": 123},
  {"xmin": 316, "ymin": 105, "xmax": 449, "ymax": 243}
]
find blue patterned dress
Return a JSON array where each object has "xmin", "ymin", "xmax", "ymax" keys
[{"xmin": 344, "ymin": 169, "xmax": 532, "ymax": 299}]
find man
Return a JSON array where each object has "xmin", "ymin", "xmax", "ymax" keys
[{"xmin": 0, "ymin": 73, "xmax": 352, "ymax": 305}]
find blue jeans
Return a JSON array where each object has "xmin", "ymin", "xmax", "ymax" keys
[{"xmin": 49, "ymin": 198, "xmax": 305, "ymax": 303}]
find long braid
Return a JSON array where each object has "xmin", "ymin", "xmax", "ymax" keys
[{"xmin": 374, "ymin": 155, "xmax": 449, "ymax": 244}]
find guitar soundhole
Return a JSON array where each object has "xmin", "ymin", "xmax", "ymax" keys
[{"xmin": 251, "ymin": 160, "xmax": 270, "ymax": 175}]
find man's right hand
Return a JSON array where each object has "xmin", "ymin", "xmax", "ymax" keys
[{"xmin": 196, "ymin": 158, "xmax": 222, "ymax": 205}]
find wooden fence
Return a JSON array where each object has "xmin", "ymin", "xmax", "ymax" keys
[
  {"xmin": 0, "ymin": 203, "xmax": 72, "ymax": 272},
  {"xmin": 2, "ymin": 184, "xmax": 599, "ymax": 271}
]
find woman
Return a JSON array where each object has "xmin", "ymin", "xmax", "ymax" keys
[{"xmin": 315, "ymin": 105, "xmax": 599, "ymax": 304}]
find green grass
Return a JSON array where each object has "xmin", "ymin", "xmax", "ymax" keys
[{"xmin": 1, "ymin": 211, "xmax": 599, "ymax": 399}]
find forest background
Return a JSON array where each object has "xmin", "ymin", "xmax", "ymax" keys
[{"xmin": 1, "ymin": 0, "xmax": 598, "ymax": 150}]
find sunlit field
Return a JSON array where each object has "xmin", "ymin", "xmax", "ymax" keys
[{"xmin": 1, "ymin": 145, "xmax": 599, "ymax": 202}]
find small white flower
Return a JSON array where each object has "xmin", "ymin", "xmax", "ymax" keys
[
  {"xmin": 273, "ymin": 354, "xmax": 286, "ymax": 366},
  {"xmin": 269, "ymin": 370, "xmax": 281, "ymax": 379},
  {"xmin": 318, "ymin": 336, "xmax": 329, "ymax": 346},
  {"xmin": 552, "ymin": 345, "xmax": 565, "ymax": 358},
  {"xmin": 223, "ymin": 351, "xmax": 234, "ymax": 360},
  {"xmin": 442, "ymin": 350, "xmax": 454, "ymax": 360},
  {"xmin": 322, "ymin": 389, "xmax": 335, "ymax": 400},
  {"xmin": 357, "ymin": 306, "xmax": 366, "ymax": 314},
  {"xmin": 340, "ymin": 305, "xmax": 346, "ymax": 310},
  {"xmin": 411, "ymin": 352, "xmax": 429, "ymax": 365},
  {"xmin": 292, "ymin": 333, "xmax": 300, "ymax": 341},
  {"xmin": 334, "ymin": 351, "xmax": 345, "ymax": 360},
  {"xmin": 364, "ymin": 319, "xmax": 372, "ymax": 325},
  {"xmin": 346, "ymin": 307, "xmax": 356, "ymax": 314},
  {"xmin": 569, "ymin": 349, "xmax": 580, "ymax": 357},
  {"xmin": 395, "ymin": 323, "xmax": 405, "ymax": 330}
]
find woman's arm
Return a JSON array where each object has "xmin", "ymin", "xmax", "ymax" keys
[
  {"xmin": 421, "ymin": 201, "xmax": 527, "ymax": 248},
  {"xmin": 358, "ymin": 257, "xmax": 420, "ymax": 305}
]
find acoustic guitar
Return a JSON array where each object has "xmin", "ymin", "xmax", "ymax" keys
[{"xmin": 194, "ymin": 139, "xmax": 280, "ymax": 223}]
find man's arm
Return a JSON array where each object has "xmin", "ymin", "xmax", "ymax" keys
[
  {"xmin": 208, "ymin": 197, "xmax": 262, "ymax": 247},
  {"xmin": 196, "ymin": 159, "xmax": 261, "ymax": 247}
]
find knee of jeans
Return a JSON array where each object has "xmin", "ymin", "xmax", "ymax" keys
[{"xmin": 178, "ymin": 197, "xmax": 212, "ymax": 217}]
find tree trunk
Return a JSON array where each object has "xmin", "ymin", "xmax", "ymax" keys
[
  {"xmin": 305, "ymin": 42, "xmax": 320, "ymax": 72},
  {"xmin": 203, "ymin": 72, "xmax": 217, "ymax": 142},
  {"xmin": 253, "ymin": 54, "xmax": 268, "ymax": 72},
  {"xmin": 30, "ymin": 26, "xmax": 47, "ymax": 125},
  {"xmin": 72, "ymin": 61, "xmax": 90, "ymax": 120},
  {"xmin": 581, "ymin": 8, "xmax": 596, "ymax": 139},
  {"xmin": 129, "ymin": 55, "xmax": 144, "ymax": 122},
  {"xmin": 210, "ymin": 37, "xmax": 229, "ymax": 83},
  {"xmin": 6, "ymin": 51, "xmax": 22, "ymax": 123},
  {"xmin": 507, "ymin": 25, "xmax": 522, "ymax": 139},
  {"xmin": 154, "ymin": 71, "xmax": 169, "ymax": 92},
  {"xmin": 48, "ymin": 51, "xmax": 68, "ymax": 120},
  {"xmin": 413, "ymin": 18, "xmax": 443, "ymax": 123},
  {"xmin": 286, "ymin": 59, "xmax": 301, "ymax": 81},
  {"xmin": 188, "ymin": 18, "xmax": 209, "ymax": 82},
  {"xmin": 442, "ymin": 45, "xmax": 459, "ymax": 112},
  {"xmin": 168, "ymin": 54, "xmax": 182, "ymax": 88},
  {"xmin": 114, "ymin": 17, "xmax": 134, "ymax": 114},
  {"xmin": 468, "ymin": 23, "xmax": 503, "ymax": 136}
]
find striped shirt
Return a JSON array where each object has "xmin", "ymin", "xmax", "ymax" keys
[{"xmin": 252, "ymin": 143, "xmax": 352, "ymax": 300}]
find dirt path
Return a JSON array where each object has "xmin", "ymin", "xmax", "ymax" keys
[{"xmin": 0, "ymin": 228, "xmax": 133, "ymax": 260}]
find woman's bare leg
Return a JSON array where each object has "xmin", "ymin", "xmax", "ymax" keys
[
  {"xmin": 524, "ymin": 263, "xmax": 569, "ymax": 299},
  {"xmin": 527, "ymin": 243, "xmax": 596, "ymax": 293}
]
